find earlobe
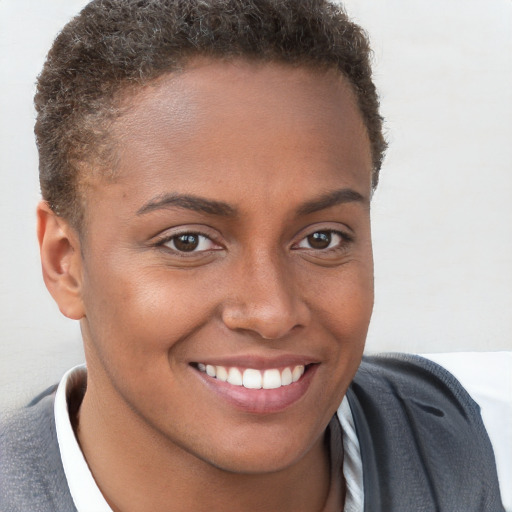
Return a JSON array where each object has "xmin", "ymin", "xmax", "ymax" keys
[{"xmin": 37, "ymin": 201, "xmax": 85, "ymax": 320}]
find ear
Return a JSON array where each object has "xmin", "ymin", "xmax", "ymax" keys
[{"xmin": 37, "ymin": 201, "xmax": 85, "ymax": 320}]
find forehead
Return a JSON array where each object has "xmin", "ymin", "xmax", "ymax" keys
[{"xmin": 88, "ymin": 59, "xmax": 372, "ymax": 215}]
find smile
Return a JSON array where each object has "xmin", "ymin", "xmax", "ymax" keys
[{"xmin": 196, "ymin": 363, "xmax": 306, "ymax": 389}]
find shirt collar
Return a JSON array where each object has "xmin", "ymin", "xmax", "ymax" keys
[
  {"xmin": 54, "ymin": 365, "xmax": 113, "ymax": 512},
  {"xmin": 337, "ymin": 395, "xmax": 365, "ymax": 511}
]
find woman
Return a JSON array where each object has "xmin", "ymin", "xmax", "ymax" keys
[{"xmin": 0, "ymin": 1, "xmax": 505, "ymax": 510}]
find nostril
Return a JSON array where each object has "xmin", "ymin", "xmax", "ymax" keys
[{"xmin": 221, "ymin": 304, "xmax": 307, "ymax": 341}]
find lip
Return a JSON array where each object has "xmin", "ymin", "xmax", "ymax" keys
[{"xmin": 190, "ymin": 357, "xmax": 319, "ymax": 414}]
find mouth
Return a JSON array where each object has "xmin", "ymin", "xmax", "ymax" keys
[
  {"xmin": 190, "ymin": 361, "xmax": 318, "ymax": 414},
  {"xmin": 194, "ymin": 363, "xmax": 307, "ymax": 389}
]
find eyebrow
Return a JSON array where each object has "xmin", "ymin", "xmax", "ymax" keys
[
  {"xmin": 295, "ymin": 188, "xmax": 368, "ymax": 216},
  {"xmin": 137, "ymin": 193, "xmax": 237, "ymax": 217},
  {"xmin": 137, "ymin": 187, "xmax": 366, "ymax": 217}
]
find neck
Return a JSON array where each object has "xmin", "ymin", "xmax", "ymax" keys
[{"xmin": 76, "ymin": 376, "xmax": 339, "ymax": 512}]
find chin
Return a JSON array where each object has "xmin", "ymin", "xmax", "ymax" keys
[
  {"xmin": 202, "ymin": 447, "xmax": 306, "ymax": 475},
  {"xmin": 187, "ymin": 426, "xmax": 324, "ymax": 476}
]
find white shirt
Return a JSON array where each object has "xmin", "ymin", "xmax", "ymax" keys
[{"xmin": 54, "ymin": 353, "xmax": 512, "ymax": 512}]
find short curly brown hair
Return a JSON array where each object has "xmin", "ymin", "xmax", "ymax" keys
[{"xmin": 35, "ymin": 0, "xmax": 387, "ymax": 229}]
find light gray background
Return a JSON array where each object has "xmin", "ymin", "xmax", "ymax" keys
[{"xmin": 1, "ymin": 0, "xmax": 511, "ymax": 409}]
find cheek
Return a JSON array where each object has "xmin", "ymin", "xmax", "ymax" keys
[
  {"xmin": 81, "ymin": 260, "xmax": 218, "ymax": 365},
  {"xmin": 80, "ymin": 264, "xmax": 217, "ymax": 414},
  {"xmin": 309, "ymin": 262, "xmax": 374, "ymax": 358},
  {"xmin": 307, "ymin": 255, "xmax": 374, "ymax": 316}
]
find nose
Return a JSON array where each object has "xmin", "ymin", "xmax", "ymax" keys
[{"xmin": 221, "ymin": 252, "xmax": 310, "ymax": 340}]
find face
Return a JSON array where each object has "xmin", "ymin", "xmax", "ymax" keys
[{"xmin": 77, "ymin": 59, "xmax": 374, "ymax": 474}]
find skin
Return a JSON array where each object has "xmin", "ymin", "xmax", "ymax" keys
[{"xmin": 38, "ymin": 59, "xmax": 374, "ymax": 512}]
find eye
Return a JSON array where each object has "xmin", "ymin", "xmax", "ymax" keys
[
  {"xmin": 162, "ymin": 233, "xmax": 219, "ymax": 253},
  {"xmin": 295, "ymin": 230, "xmax": 350, "ymax": 251}
]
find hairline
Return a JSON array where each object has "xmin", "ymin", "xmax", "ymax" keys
[{"xmin": 73, "ymin": 56, "xmax": 372, "ymax": 236}]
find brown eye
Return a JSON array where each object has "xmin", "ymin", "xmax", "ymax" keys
[
  {"xmin": 306, "ymin": 231, "xmax": 332, "ymax": 249},
  {"xmin": 295, "ymin": 230, "xmax": 349, "ymax": 252},
  {"xmin": 173, "ymin": 234, "xmax": 199, "ymax": 252},
  {"xmin": 164, "ymin": 233, "xmax": 218, "ymax": 253}
]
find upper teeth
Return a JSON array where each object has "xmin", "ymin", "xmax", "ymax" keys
[{"xmin": 197, "ymin": 363, "xmax": 305, "ymax": 389}]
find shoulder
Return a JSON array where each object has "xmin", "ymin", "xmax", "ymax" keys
[
  {"xmin": 351, "ymin": 352, "xmax": 492, "ymax": 450},
  {"xmin": 348, "ymin": 353, "xmax": 505, "ymax": 511},
  {"xmin": 354, "ymin": 352, "xmax": 480, "ymax": 413},
  {"xmin": 0, "ymin": 386, "xmax": 76, "ymax": 512}
]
